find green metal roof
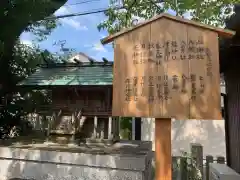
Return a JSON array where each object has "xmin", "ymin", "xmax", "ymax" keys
[{"xmin": 17, "ymin": 62, "xmax": 113, "ymax": 86}]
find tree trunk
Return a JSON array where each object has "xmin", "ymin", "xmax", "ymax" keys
[
  {"xmin": 0, "ymin": 38, "xmax": 15, "ymax": 98},
  {"xmin": 225, "ymin": 69, "xmax": 240, "ymax": 173}
]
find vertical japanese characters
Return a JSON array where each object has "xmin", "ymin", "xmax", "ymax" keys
[{"xmin": 124, "ymin": 37, "xmax": 212, "ymax": 103}]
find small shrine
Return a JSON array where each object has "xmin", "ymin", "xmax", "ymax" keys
[{"xmin": 17, "ymin": 59, "xmax": 120, "ymax": 144}]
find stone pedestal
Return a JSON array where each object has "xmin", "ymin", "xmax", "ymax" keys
[{"xmin": 0, "ymin": 140, "xmax": 153, "ymax": 180}]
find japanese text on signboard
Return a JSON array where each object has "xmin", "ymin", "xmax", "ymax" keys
[{"xmin": 125, "ymin": 37, "xmax": 212, "ymax": 103}]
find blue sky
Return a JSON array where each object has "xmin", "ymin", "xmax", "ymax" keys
[
  {"xmin": 20, "ymin": 0, "xmax": 115, "ymax": 61},
  {"xmin": 20, "ymin": 0, "xmax": 184, "ymax": 62}
]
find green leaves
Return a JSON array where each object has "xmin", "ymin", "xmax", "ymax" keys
[
  {"xmin": 99, "ymin": 0, "xmax": 237, "ymax": 34},
  {"xmin": 120, "ymin": 117, "xmax": 132, "ymax": 130},
  {"xmin": 0, "ymin": 0, "xmax": 67, "ymax": 87},
  {"xmin": 26, "ymin": 19, "xmax": 60, "ymax": 42},
  {"xmin": 98, "ymin": 0, "xmax": 165, "ymax": 34},
  {"xmin": 0, "ymin": 0, "xmax": 67, "ymax": 137}
]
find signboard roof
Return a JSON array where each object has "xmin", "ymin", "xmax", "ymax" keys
[
  {"xmin": 107, "ymin": 14, "xmax": 226, "ymax": 120},
  {"xmin": 101, "ymin": 13, "xmax": 235, "ymax": 45}
]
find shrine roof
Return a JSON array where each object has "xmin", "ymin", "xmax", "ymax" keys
[
  {"xmin": 101, "ymin": 13, "xmax": 235, "ymax": 45},
  {"xmin": 17, "ymin": 62, "xmax": 113, "ymax": 87}
]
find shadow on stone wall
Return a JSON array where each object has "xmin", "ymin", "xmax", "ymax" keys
[
  {"xmin": 172, "ymin": 119, "xmax": 225, "ymax": 157},
  {"xmin": 9, "ymin": 179, "xmax": 35, "ymax": 180},
  {"xmin": 0, "ymin": 141, "xmax": 152, "ymax": 180},
  {"xmin": 141, "ymin": 118, "xmax": 226, "ymax": 157}
]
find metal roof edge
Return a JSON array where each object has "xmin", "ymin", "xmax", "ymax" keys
[{"xmin": 40, "ymin": 62, "xmax": 114, "ymax": 68}]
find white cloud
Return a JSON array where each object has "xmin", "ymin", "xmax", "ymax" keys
[
  {"xmin": 21, "ymin": 39, "xmax": 33, "ymax": 47},
  {"xmin": 100, "ymin": 34, "xmax": 106, "ymax": 39},
  {"xmin": 183, "ymin": 11, "xmax": 193, "ymax": 19},
  {"xmin": 61, "ymin": 18, "xmax": 88, "ymax": 30},
  {"xmin": 55, "ymin": 6, "xmax": 70, "ymax": 16},
  {"xmin": 92, "ymin": 42, "xmax": 107, "ymax": 52},
  {"xmin": 85, "ymin": 42, "xmax": 107, "ymax": 52},
  {"xmin": 55, "ymin": 6, "xmax": 88, "ymax": 31},
  {"xmin": 132, "ymin": 16, "xmax": 145, "ymax": 24},
  {"xmin": 167, "ymin": 9, "xmax": 193, "ymax": 19}
]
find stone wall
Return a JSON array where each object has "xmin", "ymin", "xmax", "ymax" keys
[
  {"xmin": 141, "ymin": 118, "xmax": 226, "ymax": 158},
  {"xmin": 0, "ymin": 141, "xmax": 153, "ymax": 180}
]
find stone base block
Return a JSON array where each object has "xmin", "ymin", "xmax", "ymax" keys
[{"xmin": 0, "ymin": 140, "xmax": 153, "ymax": 180}]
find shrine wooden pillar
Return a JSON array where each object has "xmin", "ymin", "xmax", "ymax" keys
[
  {"xmin": 222, "ymin": 63, "xmax": 240, "ymax": 172},
  {"xmin": 132, "ymin": 117, "xmax": 135, "ymax": 140},
  {"xmin": 220, "ymin": 4, "xmax": 240, "ymax": 172},
  {"xmin": 93, "ymin": 116, "xmax": 98, "ymax": 138},
  {"xmin": 132, "ymin": 117, "xmax": 141, "ymax": 140},
  {"xmin": 135, "ymin": 117, "xmax": 141, "ymax": 140},
  {"xmin": 112, "ymin": 117, "xmax": 120, "ymax": 140},
  {"xmin": 108, "ymin": 117, "xmax": 112, "ymax": 139}
]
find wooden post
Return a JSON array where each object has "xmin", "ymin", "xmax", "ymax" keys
[
  {"xmin": 113, "ymin": 117, "xmax": 120, "ymax": 141},
  {"xmin": 217, "ymin": 156, "xmax": 225, "ymax": 164},
  {"xmin": 206, "ymin": 155, "xmax": 214, "ymax": 180},
  {"xmin": 155, "ymin": 118, "xmax": 172, "ymax": 180},
  {"xmin": 71, "ymin": 112, "xmax": 76, "ymax": 143},
  {"xmin": 172, "ymin": 156, "xmax": 178, "ymax": 180},
  {"xmin": 93, "ymin": 116, "xmax": 98, "ymax": 138},
  {"xmin": 180, "ymin": 157, "xmax": 188, "ymax": 180},
  {"xmin": 108, "ymin": 117, "xmax": 112, "ymax": 139},
  {"xmin": 47, "ymin": 112, "xmax": 55, "ymax": 141},
  {"xmin": 191, "ymin": 143, "xmax": 203, "ymax": 178},
  {"xmin": 132, "ymin": 117, "xmax": 135, "ymax": 140}
]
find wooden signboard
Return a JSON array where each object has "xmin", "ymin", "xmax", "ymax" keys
[
  {"xmin": 102, "ymin": 14, "xmax": 234, "ymax": 120},
  {"xmin": 101, "ymin": 13, "xmax": 235, "ymax": 180}
]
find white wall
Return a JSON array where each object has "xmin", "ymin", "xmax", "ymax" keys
[
  {"xmin": 68, "ymin": 53, "xmax": 90, "ymax": 63},
  {"xmin": 141, "ymin": 118, "xmax": 226, "ymax": 157}
]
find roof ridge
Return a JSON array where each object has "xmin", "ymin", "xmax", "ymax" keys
[
  {"xmin": 40, "ymin": 61, "xmax": 113, "ymax": 68},
  {"xmin": 101, "ymin": 13, "xmax": 235, "ymax": 44}
]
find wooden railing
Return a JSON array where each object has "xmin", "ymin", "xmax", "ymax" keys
[{"xmin": 0, "ymin": 103, "xmax": 112, "ymax": 116}]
